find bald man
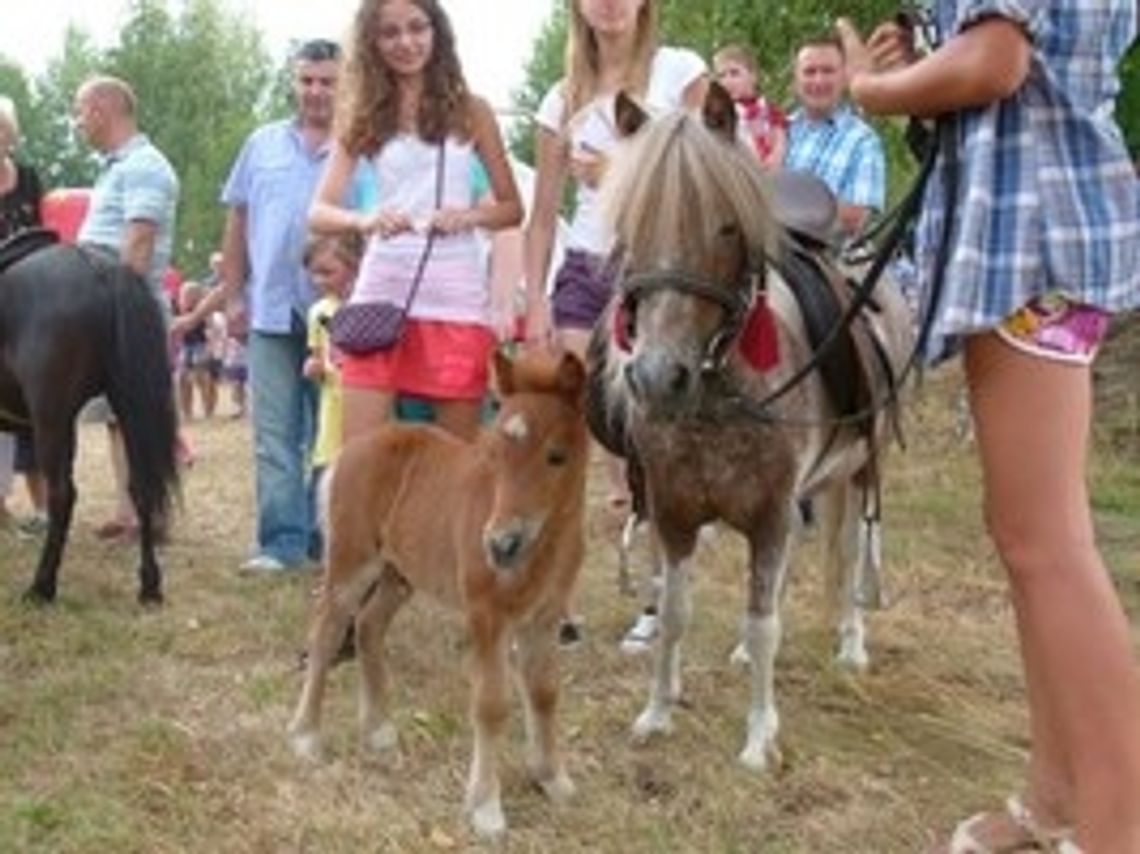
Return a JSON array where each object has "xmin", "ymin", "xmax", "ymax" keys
[{"xmin": 73, "ymin": 75, "xmax": 180, "ymax": 540}]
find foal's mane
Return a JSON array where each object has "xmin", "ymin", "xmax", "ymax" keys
[{"xmin": 601, "ymin": 111, "xmax": 778, "ymax": 272}]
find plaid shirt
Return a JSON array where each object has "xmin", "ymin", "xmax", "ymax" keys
[
  {"xmin": 917, "ymin": 0, "xmax": 1140, "ymax": 361},
  {"xmin": 786, "ymin": 104, "xmax": 886, "ymax": 211}
]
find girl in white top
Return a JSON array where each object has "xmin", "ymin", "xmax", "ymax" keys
[
  {"xmin": 310, "ymin": 0, "xmax": 521, "ymax": 443},
  {"xmin": 523, "ymin": 0, "xmax": 707, "ymax": 353}
]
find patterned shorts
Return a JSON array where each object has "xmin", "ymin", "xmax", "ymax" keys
[{"xmin": 995, "ymin": 291, "xmax": 1110, "ymax": 365}]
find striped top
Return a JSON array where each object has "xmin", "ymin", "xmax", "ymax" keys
[
  {"xmin": 916, "ymin": 0, "xmax": 1140, "ymax": 361},
  {"xmin": 350, "ymin": 135, "xmax": 488, "ymax": 326},
  {"xmin": 785, "ymin": 104, "xmax": 886, "ymax": 211}
]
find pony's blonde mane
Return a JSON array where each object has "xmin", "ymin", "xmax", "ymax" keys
[{"xmin": 601, "ymin": 112, "xmax": 778, "ymax": 273}]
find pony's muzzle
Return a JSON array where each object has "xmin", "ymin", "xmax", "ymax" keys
[
  {"xmin": 625, "ymin": 352, "xmax": 696, "ymax": 416},
  {"xmin": 483, "ymin": 524, "xmax": 531, "ymax": 572}
]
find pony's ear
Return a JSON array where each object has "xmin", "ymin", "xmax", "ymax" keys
[
  {"xmin": 492, "ymin": 349, "xmax": 515, "ymax": 396},
  {"xmin": 702, "ymin": 80, "xmax": 738, "ymax": 144},
  {"xmin": 555, "ymin": 352, "xmax": 587, "ymax": 406},
  {"xmin": 615, "ymin": 91, "xmax": 650, "ymax": 138}
]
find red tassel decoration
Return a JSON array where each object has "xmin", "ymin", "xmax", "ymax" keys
[{"xmin": 738, "ymin": 292, "xmax": 780, "ymax": 372}]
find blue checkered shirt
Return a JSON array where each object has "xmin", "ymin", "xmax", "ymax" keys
[
  {"xmin": 917, "ymin": 0, "xmax": 1140, "ymax": 361},
  {"xmin": 785, "ymin": 104, "xmax": 887, "ymax": 211}
]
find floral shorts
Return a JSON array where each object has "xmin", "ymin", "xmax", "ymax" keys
[{"xmin": 995, "ymin": 291, "xmax": 1110, "ymax": 365}]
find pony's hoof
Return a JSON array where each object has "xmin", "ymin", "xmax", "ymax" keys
[
  {"xmin": 289, "ymin": 729, "xmax": 323, "ymax": 762},
  {"xmin": 468, "ymin": 798, "xmax": 507, "ymax": 838},
  {"xmin": 836, "ymin": 644, "xmax": 869, "ymax": 672},
  {"xmin": 728, "ymin": 642, "xmax": 751, "ymax": 667},
  {"xmin": 137, "ymin": 589, "xmax": 164, "ymax": 608},
  {"xmin": 536, "ymin": 770, "xmax": 576, "ymax": 804},
  {"xmin": 22, "ymin": 585, "xmax": 56, "ymax": 606},
  {"xmin": 631, "ymin": 706, "xmax": 673, "ymax": 743},
  {"xmin": 738, "ymin": 739, "xmax": 780, "ymax": 772},
  {"xmin": 363, "ymin": 722, "xmax": 398, "ymax": 754}
]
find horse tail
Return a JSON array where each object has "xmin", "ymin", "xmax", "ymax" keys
[{"xmin": 104, "ymin": 263, "xmax": 180, "ymax": 523}]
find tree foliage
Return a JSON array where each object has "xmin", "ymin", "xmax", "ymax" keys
[
  {"xmin": 0, "ymin": 0, "xmax": 277, "ymax": 273},
  {"xmin": 512, "ymin": 2, "xmax": 1140, "ymax": 193}
]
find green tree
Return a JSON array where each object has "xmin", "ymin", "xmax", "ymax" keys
[{"xmin": 1118, "ymin": 41, "xmax": 1139, "ymax": 158}]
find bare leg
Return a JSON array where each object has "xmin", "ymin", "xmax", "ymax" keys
[
  {"xmin": 958, "ymin": 334, "xmax": 1140, "ymax": 851},
  {"xmin": 342, "ymin": 387, "xmax": 395, "ymax": 445},
  {"xmin": 434, "ymin": 399, "xmax": 482, "ymax": 442}
]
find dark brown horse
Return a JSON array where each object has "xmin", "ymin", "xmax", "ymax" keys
[
  {"xmin": 0, "ymin": 230, "xmax": 178, "ymax": 604},
  {"xmin": 589, "ymin": 90, "xmax": 913, "ymax": 769}
]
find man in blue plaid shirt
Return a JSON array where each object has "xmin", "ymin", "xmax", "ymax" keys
[{"xmin": 785, "ymin": 34, "xmax": 886, "ymax": 237}]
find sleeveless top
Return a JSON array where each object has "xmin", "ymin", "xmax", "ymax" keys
[{"xmin": 349, "ymin": 134, "xmax": 488, "ymax": 327}]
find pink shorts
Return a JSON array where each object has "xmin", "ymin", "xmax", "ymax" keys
[
  {"xmin": 996, "ymin": 292, "xmax": 1110, "ymax": 365},
  {"xmin": 339, "ymin": 318, "xmax": 496, "ymax": 401}
]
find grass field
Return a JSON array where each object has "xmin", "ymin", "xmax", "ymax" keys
[{"xmin": 1, "ymin": 361, "xmax": 1137, "ymax": 853}]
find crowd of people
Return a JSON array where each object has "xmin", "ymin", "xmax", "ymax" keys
[{"xmin": 2, "ymin": 0, "xmax": 1139, "ymax": 849}]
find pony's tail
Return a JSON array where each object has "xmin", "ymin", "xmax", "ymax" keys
[{"xmin": 104, "ymin": 266, "xmax": 180, "ymax": 525}]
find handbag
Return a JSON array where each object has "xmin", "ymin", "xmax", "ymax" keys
[{"xmin": 330, "ymin": 142, "xmax": 446, "ymax": 355}]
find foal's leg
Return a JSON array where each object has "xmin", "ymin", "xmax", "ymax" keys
[
  {"xmin": 739, "ymin": 514, "xmax": 794, "ymax": 771},
  {"xmin": 355, "ymin": 564, "xmax": 412, "ymax": 755},
  {"xmin": 25, "ymin": 417, "xmax": 78, "ymax": 604},
  {"xmin": 818, "ymin": 482, "xmax": 869, "ymax": 671},
  {"xmin": 289, "ymin": 557, "xmax": 382, "ymax": 761},
  {"xmin": 465, "ymin": 613, "xmax": 511, "ymax": 838},
  {"xmin": 632, "ymin": 529, "xmax": 697, "ymax": 742},
  {"xmin": 515, "ymin": 611, "xmax": 575, "ymax": 803}
]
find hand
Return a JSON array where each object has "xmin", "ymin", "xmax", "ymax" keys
[
  {"xmin": 867, "ymin": 19, "xmax": 918, "ymax": 71},
  {"xmin": 360, "ymin": 209, "xmax": 413, "ymax": 239},
  {"xmin": 490, "ymin": 299, "xmax": 519, "ymax": 344},
  {"xmin": 835, "ymin": 19, "xmax": 873, "ymax": 82},
  {"xmin": 522, "ymin": 298, "xmax": 555, "ymax": 350},
  {"xmin": 429, "ymin": 207, "xmax": 474, "ymax": 236},
  {"xmin": 568, "ymin": 147, "xmax": 607, "ymax": 190},
  {"xmin": 302, "ymin": 355, "xmax": 325, "ymax": 382}
]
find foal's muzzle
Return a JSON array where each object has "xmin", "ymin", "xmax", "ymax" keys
[{"xmin": 483, "ymin": 519, "xmax": 538, "ymax": 572}]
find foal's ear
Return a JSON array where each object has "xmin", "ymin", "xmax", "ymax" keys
[
  {"xmin": 615, "ymin": 91, "xmax": 650, "ymax": 138},
  {"xmin": 702, "ymin": 80, "xmax": 738, "ymax": 144},
  {"xmin": 555, "ymin": 352, "xmax": 587, "ymax": 405},
  {"xmin": 492, "ymin": 348, "xmax": 516, "ymax": 396}
]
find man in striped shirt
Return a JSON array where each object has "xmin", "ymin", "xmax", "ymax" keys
[{"xmin": 785, "ymin": 34, "xmax": 886, "ymax": 237}]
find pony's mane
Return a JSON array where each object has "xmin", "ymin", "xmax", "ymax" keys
[{"xmin": 601, "ymin": 112, "xmax": 778, "ymax": 272}]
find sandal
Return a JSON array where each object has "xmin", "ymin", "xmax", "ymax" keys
[{"xmin": 949, "ymin": 795, "xmax": 1077, "ymax": 853}]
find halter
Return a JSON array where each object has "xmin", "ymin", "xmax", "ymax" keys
[{"xmin": 619, "ymin": 256, "xmax": 768, "ymax": 375}]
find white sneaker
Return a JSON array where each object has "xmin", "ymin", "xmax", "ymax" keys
[
  {"xmin": 239, "ymin": 554, "xmax": 288, "ymax": 574},
  {"xmin": 619, "ymin": 610, "xmax": 658, "ymax": 656}
]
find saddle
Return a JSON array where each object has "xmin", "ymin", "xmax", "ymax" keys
[{"xmin": 0, "ymin": 227, "xmax": 59, "ymax": 276}]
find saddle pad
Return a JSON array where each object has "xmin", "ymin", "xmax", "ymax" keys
[{"xmin": 0, "ymin": 228, "xmax": 59, "ymax": 276}]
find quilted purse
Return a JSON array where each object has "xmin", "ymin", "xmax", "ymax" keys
[{"xmin": 330, "ymin": 142, "xmax": 445, "ymax": 355}]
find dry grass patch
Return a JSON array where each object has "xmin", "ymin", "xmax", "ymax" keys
[{"xmin": 1, "ymin": 365, "xmax": 1137, "ymax": 852}]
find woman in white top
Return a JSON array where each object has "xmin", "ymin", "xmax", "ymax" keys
[
  {"xmin": 310, "ymin": 0, "xmax": 521, "ymax": 443},
  {"xmin": 522, "ymin": 0, "xmax": 707, "ymax": 647}
]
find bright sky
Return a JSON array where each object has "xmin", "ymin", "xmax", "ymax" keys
[{"xmin": 0, "ymin": 0, "xmax": 555, "ymax": 110}]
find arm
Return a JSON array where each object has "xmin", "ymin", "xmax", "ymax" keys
[
  {"xmin": 838, "ymin": 16, "xmax": 1032, "ymax": 118},
  {"xmin": 309, "ymin": 141, "xmax": 379, "ymax": 235},
  {"xmin": 449, "ymin": 96, "xmax": 523, "ymax": 233},
  {"xmin": 522, "ymin": 124, "xmax": 568, "ymax": 345},
  {"xmin": 172, "ymin": 207, "xmax": 248, "ymax": 335},
  {"xmin": 120, "ymin": 219, "xmax": 159, "ymax": 278}
]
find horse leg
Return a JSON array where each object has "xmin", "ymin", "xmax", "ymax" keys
[
  {"xmin": 465, "ymin": 613, "xmax": 510, "ymax": 838},
  {"xmin": 288, "ymin": 558, "xmax": 381, "ymax": 761},
  {"xmin": 514, "ymin": 610, "xmax": 574, "ymax": 803},
  {"xmin": 739, "ymin": 516, "xmax": 794, "ymax": 772},
  {"xmin": 632, "ymin": 532, "xmax": 696, "ymax": 743},
  {"xmin": 818, "ymin": 482, "xmax": 869, "ymax": 671},
  {"xmin": 355, "ymin": 563, "xmax": 412, "ymax": 755},
  {"xmin": 25, "ymin": 419, "xmax": 78, "ymax": 605}
]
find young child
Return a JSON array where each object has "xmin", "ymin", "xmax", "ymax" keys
[
  {"xmin": 302, "ymin": 232, "xmax": 363, "ymax": 484},
  {"xmin": 175, "ymin": 280, "xmax": 223, "ymax": 420},
  {"xmin": 839, "ymin": 5, "xmax": 1140, "ymax": 850},
  {"xmin": 308, "ymin": 0, "xmax": 522, "ymax": 446},
  {"xmin": 713, "ymin": 43, "xmax": 787, "ymax": 170}
]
